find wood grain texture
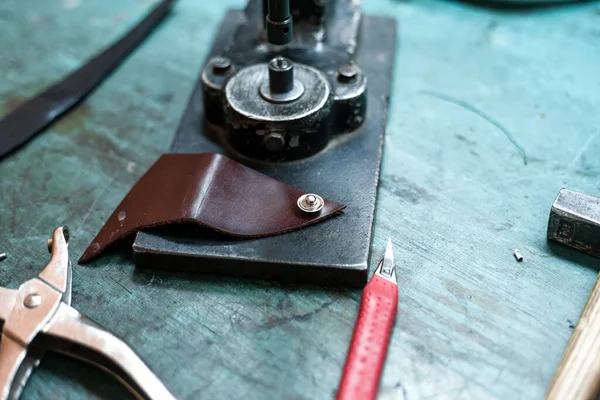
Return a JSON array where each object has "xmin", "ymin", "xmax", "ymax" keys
[
  {"xmin": 0, "ymin": 0, "xmax": 600, "ymax": 399},
  {"xmin": 546, "ymin": 274, "xmax": 600, "ymax": 400}
]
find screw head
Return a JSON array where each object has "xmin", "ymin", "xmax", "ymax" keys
[
  {"xmin": 24, "ymin": 293, "xmax": 42, "ymax": 309},
  {"xmin": 337, "ymin": 64, "xmax": 359, "ymax": 83},
  {"xmin": 264, "ymin": 132, "xmax": 286, "ymax": 152},
  {"xmin": 211, "ymin": 57, "xmax": 232, "ymax": 74},
  {"xmin": 297, "ymin": 194, "xmax": 324, "ymax": 213}
]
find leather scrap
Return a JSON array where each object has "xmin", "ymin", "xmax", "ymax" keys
[
  {"xmin": 0, "ymin": 0, "xmax": 175, "ymax": 160},
  {"xmin": 79, "ymin": 153, "xmax": 345, "ymax": 264}
]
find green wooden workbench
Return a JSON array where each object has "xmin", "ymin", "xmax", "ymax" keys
[{"xmin": 1, "ymin": 0, "xmax": 599, "ymax": 398}]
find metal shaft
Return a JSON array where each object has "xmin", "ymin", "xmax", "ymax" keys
[
  {"xmin": 268, "ymin": 57, "xmax": 294, "ymax": 93},
  {"xmin": 266, "ymin": 0, "xmax": 292, "ymax": 45},
  {"xmin": 259, "ymin": 56, "xmax": 304, "ymax": 103},
  {"xmin": 268, "ymin": 0, "xmax": 290, "ymax": 20}
]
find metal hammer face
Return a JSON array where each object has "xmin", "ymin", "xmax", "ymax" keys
[{"xmin": 548, "ymin": 189, "xmax": 600, "ymax": 258}]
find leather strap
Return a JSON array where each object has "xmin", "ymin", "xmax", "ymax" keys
[
  {"xmin": 0, "ymin": 0, "xmax": 175, "ymax": 160},
  {"xmin": 337, "ymin": 274, "xmax": 398, "ymax": 400},
  {"xmin": 79, "ymin": 153, "xmax": 345, "ymax": 264}
]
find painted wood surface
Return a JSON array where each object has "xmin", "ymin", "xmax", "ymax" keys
[{"xmin": 1, "ymin": 0, "xmax": 599, "ymax": 399}]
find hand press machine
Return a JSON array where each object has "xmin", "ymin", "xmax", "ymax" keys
[{"xmin": 128, "ymin": 0, "xmax": 397, "ymax": 286}]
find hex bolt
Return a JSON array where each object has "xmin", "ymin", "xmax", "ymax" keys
[
  {"xmin": 211, "ymin": 57, "xmax": 232, "ymax": 75},
  {"xmin": 337, "ymin": 64, "xmax": 359, "ymax": 83},
  {"xmin": 264, "ymin": 132, "xmax": 286, "ymax": 152}
]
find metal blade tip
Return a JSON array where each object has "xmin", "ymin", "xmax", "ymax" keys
[{"xmin": 385, "ymin": 238, "xmax": 394, "ymax": 264}]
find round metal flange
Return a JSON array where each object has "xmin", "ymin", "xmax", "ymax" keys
[
  {"xmin": 260, "ymin": 80, "xmax": 304, "ymax": 103},
  {"xmin": 297, "ymin": 194, "xmax": 324, "ymax": 213},
  {"xmin": 224, "ymin": 61, "xmax": 332, "ymax": 161},
  {"xmin": 225, "ymin": 63, "xmax": 329, "ymax": 123}
]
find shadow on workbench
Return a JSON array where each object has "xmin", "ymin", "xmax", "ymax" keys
[
  {"xmin": 432, "ymin": 0, "xmax": 597, "ymax": 11},
  {"xmin": 26, "ymin": 353, "xmax": 134, "ymax": 400},
  {"xmin": 547, "ymin": 242, "xmax": 600, "ymax": 272},
  {"xmin": 128, "ymin": 267, "xmax": 353, "ymax": 300},
  {"xmin": 79, "ymin": 223, "xmax": 361, "ymax": 299}
]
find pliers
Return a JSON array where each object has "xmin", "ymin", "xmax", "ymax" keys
[{"xmin": 0, "ymin": 227, "xmax": 176, "ymax": 400}]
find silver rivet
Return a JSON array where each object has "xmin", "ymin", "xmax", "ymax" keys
[
  {"xmin": 24, "ymin": 293, "xmax": 42, "ymax": 309},
  {"xmin": 297, "ymin": 194, "xmax": 324, "ymax": 213}
]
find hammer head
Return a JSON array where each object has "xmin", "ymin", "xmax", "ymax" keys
[{"xmin": 548, "ymin": 189, "xmax": 600, "ymax": 258}]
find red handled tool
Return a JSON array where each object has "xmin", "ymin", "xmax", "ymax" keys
[{"xmin": 337, "ymin": 239, "xmax": 399, "ymax": 400}]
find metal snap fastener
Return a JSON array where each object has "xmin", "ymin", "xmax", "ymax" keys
[{"xmin": 297, "ymin": 193, "xmax": 324, "ymax": 213}]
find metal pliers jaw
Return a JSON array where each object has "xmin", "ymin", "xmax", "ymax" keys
[{"xmin": 0, "ymin": 227, "xmax": 176, "ymax": 400}]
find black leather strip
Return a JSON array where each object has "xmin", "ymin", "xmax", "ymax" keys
[{"xmin": 0, "ymin": 0, "xmax": 175, "ymax": 160}]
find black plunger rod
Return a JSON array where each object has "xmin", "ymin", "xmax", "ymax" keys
[
  {"xmin": 268, "ymin": 0, "xmax": 290, "ymax": 20},
  {"xmin": 266, "ymin": 0, "xmax": 292, "ymax": 45}
]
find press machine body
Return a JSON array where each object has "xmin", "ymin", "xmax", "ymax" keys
[{"xmin": 133, "ymin": 0, "xmax": 397, "ymax": 287}]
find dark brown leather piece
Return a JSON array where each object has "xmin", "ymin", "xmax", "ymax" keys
[{"xmin": 79, "ymin": 153, "xmax": 345, "ymax": 264}]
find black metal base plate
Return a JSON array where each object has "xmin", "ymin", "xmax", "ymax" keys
[{"xmin": 132, "ymin": 11, "xmax": 396, "ymax": 287}]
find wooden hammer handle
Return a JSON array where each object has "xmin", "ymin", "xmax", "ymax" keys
[{"xmin": 546, "ymin": 273, "xmax": 600, "ymax": 400}]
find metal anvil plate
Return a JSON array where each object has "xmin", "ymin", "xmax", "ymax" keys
[{"xmin": 132, "ymin": 11, "xmax": 396, "ymax": 287}]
